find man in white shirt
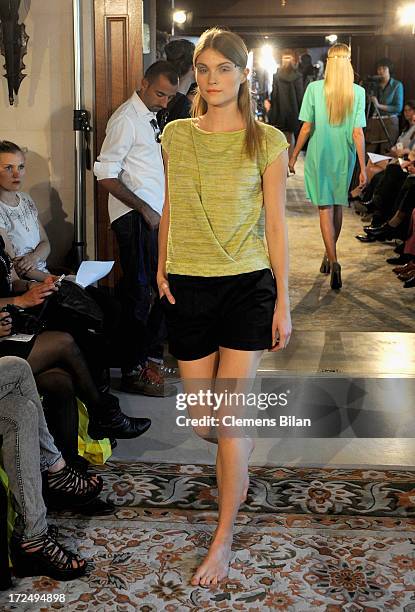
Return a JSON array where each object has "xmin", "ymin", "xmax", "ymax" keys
[{"xmin": 94, "ymin": 61, "xmax": 178, "ymax": 396}]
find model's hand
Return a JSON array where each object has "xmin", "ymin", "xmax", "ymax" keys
[
  {"xmin": 288, "ymin": 155, "xmax": 297, "ymax": 175},
  {"xmin": 157, "ymin": 273, "xmax": 175, "ymax": 305},
  {"xmin": 14, "ymin": 278, "xmax": 57, "ymax": 308},
  {"xmin": 0, "ymin": 311, "xmax": 12, "ymax": 337},
  {"xmin": 269, "ymin": 303, "xmax": 292, "ymax": 352},
  {"xmin": 359, "ymin": 170, "xmax": 367, "ymax": 188},
  {"xmin": 13, "ymin": 252, "xmax": 39, "ymax": 275},
  {"xmin": 141, "ymin": 204, "xmax": 161, "ymax": 230}
]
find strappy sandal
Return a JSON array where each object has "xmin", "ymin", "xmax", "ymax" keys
[
  {"xmin": 44, "ymin": 463, "xmax": 103, "ymax": 508},
  {"xmin": 11, "ymin": 528, "xmax": 86, "ymax": 581}
]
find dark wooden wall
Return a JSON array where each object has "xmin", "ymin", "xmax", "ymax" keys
[{"xmin": 94, "ymin": 0, "xmax": 143, "ymax": 287}]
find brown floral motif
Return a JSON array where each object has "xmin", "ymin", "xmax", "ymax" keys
[
  {"xmin": 110, "ymin": 476, "xmax": 159, "ymax": 504},
  {"xmin": 286, "ymin": 480, "xmax": 356, "ymax": 513},
  {"xmin": 155, "ymin": 549, "xmax": 182, "ymax": 564},
  {"xmin": 304, "ymin": 559, "xmax": 390, "ymax": 603},
  {"xmin": 150, "ymin": 578, "xmax": 187, "ymax": 601},
  {"xmin": 263, "ymin": 592, "xmax": 295, "ymax": 609},
  {"xmin": 396, "ymin": 488, "xmax": 415, "ymax": 509},
  {"xmin": 392, "ymin": 554, "xmax": 415, "ymax": 570},
  {"xmin": 88, "ymin": 552, "xmax": 152, "ymax": 589},
  {"xmin": 32, "ymin": 577, "xmax": 59, "ymax": 591}
]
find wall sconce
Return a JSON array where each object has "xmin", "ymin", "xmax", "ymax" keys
[{"xmin": 0, "ymin": 0, "xmax": 29, "ymax": 105}]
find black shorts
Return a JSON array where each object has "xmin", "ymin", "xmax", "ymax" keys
[{"xmin": 161, "ymin": 269, "xmax": 276, "ymax": 361}]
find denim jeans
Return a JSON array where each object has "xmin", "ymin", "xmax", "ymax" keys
[{"xmin": 0, "ymin": 356, "xmax": 61, "ymax": 540}]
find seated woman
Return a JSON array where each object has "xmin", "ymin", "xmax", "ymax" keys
[
  {"xmin": 0, "ymin": 235, "xmax": 151, "ymax": 442},
  {"xmin": 0, "ymin": 355, "xmax": 101, "ymax": 580},
  {"xmin": 0, "ymin": 140, "xmax": 128, "ymax": 391},
  {"xmin": 0, "ymin": 141, "xmax": 51, "ymax": 280},
  {"xmin": 356, "ymin": 155, "xmax": 415, "ymax": 243},
  {"xmin": 351, "ymin": 100, "xmax": 415, "ymax": 201}
]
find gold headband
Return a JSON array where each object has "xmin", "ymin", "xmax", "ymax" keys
[{"xmin": 328, "ymin": 55, "xmax": 351, "ymax": 60}]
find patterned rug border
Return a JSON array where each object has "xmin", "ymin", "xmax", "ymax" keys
[{"xmin": 99, "ymin": 460, "xmax": 415, "ymax": 482}]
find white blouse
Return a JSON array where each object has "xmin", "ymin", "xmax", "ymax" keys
[{"xmin": 0, "ymin": 193, "xmax": 48, "ymax": 272}]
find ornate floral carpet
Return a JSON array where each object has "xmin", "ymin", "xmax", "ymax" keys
[{"xmin": 1, "ymin": 462, "xmax": 415, "ymax": 611}]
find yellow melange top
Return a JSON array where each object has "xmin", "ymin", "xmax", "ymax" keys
[{"xmin": 161, "ymin": 118, "xmax": 288, "ymax": 277}]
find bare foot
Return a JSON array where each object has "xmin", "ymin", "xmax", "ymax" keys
[
  {"xmin": 191, "ymin": 536, "xmax": 232, "ymax": 587},
  {"xmin": 240, "ymin": 474, "xmax": 249, "ymax": 503}
]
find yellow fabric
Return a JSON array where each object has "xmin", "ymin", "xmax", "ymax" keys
[
  {"xmin": 0, "ymin": 463, "xmax": 15, "ymax": 567},
  {"xmin": 161, "ymin": 119, "xmax": 288, "ymax": 277},
  {"xmin": 77, "ymin": 399, "xmax": 112, "ymax": 465}
]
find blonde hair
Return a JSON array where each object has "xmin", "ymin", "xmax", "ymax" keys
[
  {"xmin": 324, "ymin": 43, "xmax": 355, "ymax": 125},
  {"xmin": 192, "ymin": 27, "xmax": 262, "ymax": 159}
]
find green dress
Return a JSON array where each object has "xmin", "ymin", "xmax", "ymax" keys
[{"xmin": 299, "ymin": 80, "xmax": 366, "ymax": 205}]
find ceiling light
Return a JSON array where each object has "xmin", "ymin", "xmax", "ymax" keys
[{"xmin": 173, "ymin": 10, "xmax": 187, "ymax": 24}]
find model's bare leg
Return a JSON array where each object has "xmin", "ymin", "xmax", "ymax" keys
[
  {"xmin": 189, "ymin": 348, "xmax": 262, "ymax": 587},
  {"xmin": 333, "ymin": 205, "xmax": 343, "ymax": 243},
  {"xmin": 318, "ymin": 205, "xmax": 337, "ymax": 262}
]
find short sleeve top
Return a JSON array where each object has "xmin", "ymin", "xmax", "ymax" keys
[
  {"xmin": 299, "ymin": 81, "xmax": 366, "ymax": 130},
  {"xmin": 161, "ymin": 119, "xmax": 288, "ymax": 276},
  {"xmin": 0, "ymin": 193, "xmax": 48, "ymax": 272}
]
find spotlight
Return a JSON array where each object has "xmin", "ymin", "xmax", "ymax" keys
[
  {"xmin": 399, "ymin": 3, "xmax": 415, "ymax": 34},
  {"xmin": 259, "ymin": 44, "xmax": 278, "ymax": 95},
  {"xmin": 325, "ymin": 34, "xmax": 338, "ymax": 44},
  {"xmin": 173, "ymin": 10, "xmax": 187, "ymax": 24}
]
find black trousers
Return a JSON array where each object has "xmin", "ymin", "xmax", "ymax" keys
[
  {"xmin": 371, "ymin": 164, "xmax": 408, "ymax": 226},
  {"xmin": 112, "ymin": 210, "xmax": 165, "ymax": 372}
]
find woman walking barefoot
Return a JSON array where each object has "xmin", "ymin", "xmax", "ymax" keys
[
  {"xmin": 158, "ymin": 28, "xmax": 291, "ymax": 586},
  {"xmin": 289, "ymin": 43, "xmax": 367, "ymax": 289}
]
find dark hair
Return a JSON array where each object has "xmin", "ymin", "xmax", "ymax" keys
[
  {"xmin": 403, "ymin": 99, "xmax": 415, "ymax": 129},
  {"xmin": 165, "ymin": 39, "xmax": 195, "ymax": 77},
  {"xmin": 0, "ymin": 140, "xmax": 24, "ymax": 155},
  {"xmin": 376, "ymin": 57, "xmax": 394, "ymax": 72},
  {"xmin": 144, "ymin": 60, "xmax": 179, "ymax": 85}
]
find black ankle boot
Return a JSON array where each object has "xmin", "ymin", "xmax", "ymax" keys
[{"xmin": 88, "ymin": 393, "xmax": 151, "ymax": 440}]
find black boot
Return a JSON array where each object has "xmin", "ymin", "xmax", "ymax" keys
[{"xmin": 88, "ymin": 393, "xmax": 151, "ymax": 440}]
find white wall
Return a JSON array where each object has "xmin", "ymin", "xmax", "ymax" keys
[{"xmin": 0, "ymin": 0, "xmax": 95, "ymax": 268}]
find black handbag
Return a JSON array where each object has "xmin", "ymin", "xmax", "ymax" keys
[{"xmin": 46, "ymin": 280, "xmax": 104, "ymax": 333}]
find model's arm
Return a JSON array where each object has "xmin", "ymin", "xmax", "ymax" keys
[
  {"xmin": 157, "ymin": 151, "xmax": 175, "ymax": 304},
  {"xmin": 263, "ymin": 149, "xmax": 291, "ymax": 351},
  {"xmin": 288, "ymin": 121, "xmax": 313, "ymax": 173},
  {"xmin": 352, "ymin": 127, "xmax": 367, "ymax": 187}
]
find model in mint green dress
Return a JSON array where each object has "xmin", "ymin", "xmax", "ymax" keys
[{"xmin": 299, "ymin": 80, "xmax": 366, "ymax": 205}]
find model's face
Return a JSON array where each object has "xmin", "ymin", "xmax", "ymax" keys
[
  {"xmin": 404, "ymin": 104, "xmax": 415, "ymax": 122},
  {"xmin": 195, "ymin": 48, "xmax": 248, "ymax": 108},
  {"xmin": 140, "ymin": 74, "xmax": 178, "ymax": 112},
  {"xmin": 377, "ymin": 65, "xmax": 390, "ymax": 80},
  {"xmin": 0, "ymin": 152, "xmax": 25, "ymax": 192}
]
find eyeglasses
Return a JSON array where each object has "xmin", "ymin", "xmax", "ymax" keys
[{"xmin": 150, "ymin": 118, "xmax": 161, "ymax": 143}]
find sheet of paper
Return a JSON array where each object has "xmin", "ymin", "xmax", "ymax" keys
[
  {"xmin": 368, "ymin": 153, "xmax": 392, "ymax": 164},
  {"xmin": 0, "ymin": 333, "xmax": 34, "ymax": 342},
  {"xmin": 75, "ymin": 261, "xmax": 114, "ymax": 288}
]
